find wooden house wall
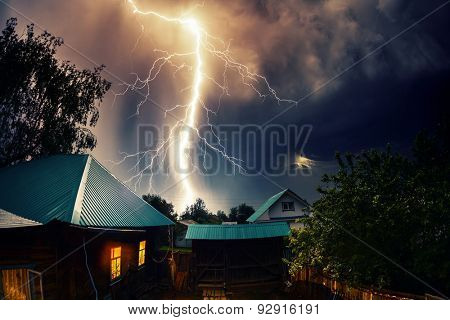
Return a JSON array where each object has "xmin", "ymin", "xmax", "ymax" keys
[
  {"xmin": 0, "ymin": 222, "xmax": 168, "ymax": 299},
  {"xmin": 0, "ymin": 225, "xmax": 58, "ymax": 298},
  {"xmin": 192, "ymin": 237, "xmax": 284, "ymax": 291}
]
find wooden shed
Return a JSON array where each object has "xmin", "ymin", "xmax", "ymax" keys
[
  {"xmin": 186, "ymin": 223, "xmax": 290, "ymax": 298},
  {"xmin": 0, "ymin": 154, "xmax": 173, "ymax": 299}
]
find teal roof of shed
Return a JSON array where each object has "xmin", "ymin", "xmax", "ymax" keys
[
  {"xmin": 0, "ymin": 154, "xmax": 173, "ymax": 228},
  {"xmin": 185, "ymin": 222, "xmax": 290, "ymax": 240}
]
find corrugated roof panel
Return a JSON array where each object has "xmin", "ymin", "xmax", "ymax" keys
[
  {"xmin": 246, "ymin": 189, "xmax": 287, "ymax": 223},
  {"xmin": 0, "ymin": 209, "xmax": 42, "ymax": 228},
  {"xmin": 0, "ymin": 154, "xmax": 173, "ymax": 228},
  {"xmin": 185, "ymin": 222, "xmax": 290, "ymax": 240},
  {"xmin": 0, "ymin": 154, "xmax": 88, "ymax": 224},
  {"xmin": 80, "ymin": 158, "xmax": 174, "ymax": 228}
]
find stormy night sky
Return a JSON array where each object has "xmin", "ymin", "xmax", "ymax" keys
[{"xmin": 1, "ymin": 0, "xmax": 449, "ymax": 212}]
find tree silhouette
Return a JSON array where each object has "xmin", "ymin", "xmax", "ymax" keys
[
  {"xmin": 181, "ymin": 198, "xmax": 220, "ymax": 224},
  {"xmin": 142, "ymin": 194, "xmax": 177, "ymax": 222},
  {"xmin": 229, "ymin": 203, "xmax": 255, "ymax": 224},
  {"xmin": 0, "ymin": 18, "xmax": 110, "ymax": 167},
  {"xmin": 288, "ymin": 118, "xmax": 450, "ymax": 296},
  {"xmin": 216, "ymin": 210, "xmax": 228, "ymax": 222}
]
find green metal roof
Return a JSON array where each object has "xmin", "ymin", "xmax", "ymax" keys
[
  {"xmin": 0, "ymin": 209, "xmax": 42, "ymax": 228},
  {"xmin": 0, "ymin": 154, "xmax": 88, "ymax": 224},
  {"xmin": 185, "ymin": 222, "xmax": 290, "ymax": 240},
  {"xmin": 0, "ymin": 154, "xmax": 173, "ymax": 228},
  {"xmin": 246, "ymin": 189, "xmax": 310, "ymax": 223},
  {"xmin": 246, "ymin": 189, "xmax": 287, "ymax": 223},
  {"xmin": 79, "ymin": 157, "xmax": 173, "ymax": 227}
]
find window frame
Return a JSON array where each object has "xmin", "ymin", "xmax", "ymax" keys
[
  {"xmin": 138, "ymin": 240, "xmax": 146, "ymax": 267},
  {"xmin": 282, "ymin": 201, "xmax": 295, "ymax": 211},
  {"xmin": 110, "ymin": 246, "xmax": 122, "ymax": 281}
]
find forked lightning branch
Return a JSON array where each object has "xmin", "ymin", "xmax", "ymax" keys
[{"xmin": 113, "ymin": 0, "xmax": 297, "ymax": 207}]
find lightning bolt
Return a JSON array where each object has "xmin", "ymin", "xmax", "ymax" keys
[{"xmin": 114, "ymin": 0, "xmax": 297, "ymax": 209}]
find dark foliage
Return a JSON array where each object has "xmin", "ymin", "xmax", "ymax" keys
[
  {"xmin": 180, "ymin": 198, "xmax": 221, "ymax": 224},
  {"xmin": 288, "ymin": 118, "xmax": 450, "ymax": 297},
  {"xmin": 228, "ymin": 203, "xmax": 255, "ymax": 224},
  {"xmin": 142, "ymin": 194, "xmax": 178, "ymax": 222},
  {"xmin": 216, "ymin": 210, "xmax": 228, "ymax": 222},
  {"xmin": 0, "ymin": 18, "xmax": 111, "ymax": 167}
]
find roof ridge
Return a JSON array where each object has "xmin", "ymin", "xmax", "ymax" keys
[
  {"xmin": 70, "ymin": 155, "xmax": 92, "ymax": 224},
  {"xmin": 246, "ymin": 189, "xmax": 288, "ymax": 223},
  {"xmin": 284, "ymin": 188, "xmax": 310, "ymax": 205},
  {"xmin": 192, "ymin": 222, "xmax": 287, "ymax": 227},
  {"xmin": 87, "ymin": 155, "xmax": 174, "ymax": 225}
]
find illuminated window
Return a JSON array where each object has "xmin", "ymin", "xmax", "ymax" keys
[
  {"xmin": 138, "ymin": 241, "xmax": 146, "ymax": 266},
  {"xmin": 110, "ymin": 246, "xmax": 121, "ymax": 280}
]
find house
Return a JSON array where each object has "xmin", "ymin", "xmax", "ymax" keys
[
  {"xmin": 174, "ymin": 219, "xmax": 197, "ymax": 248},
  {"xmin": 186, "ymin": 222, "xmax": 290, "ymax": 299},
  {"xmin": 246, "ymin": 189, "xmax": 310, "ymax": 228},
  {"xmin": 0, "ymin": 154, "xmax": 173, "ymax": 299}
]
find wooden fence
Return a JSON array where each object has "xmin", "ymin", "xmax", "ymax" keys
[
  {"xmin": 166, "ymin": 249, "xmax": 443, "ymax": 300},
  {"xmin": 291, "ymin": 268, "xmax": 432, "ymax": 300}
]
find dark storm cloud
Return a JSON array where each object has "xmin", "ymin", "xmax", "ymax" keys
[
  {"xmin": 194, "ymin": 0, "xmax": 450, "ymax": 210},
  {"xmin": 224, "ymin": 0, "xmax": 449, "ymax": 96},
  {"xmin": 215, "ymin": 0, "xmax": 450, "ymax": 146},
  {"xmin": 1, "ymin": 0, "xmax": 449, "ymax": 211}
]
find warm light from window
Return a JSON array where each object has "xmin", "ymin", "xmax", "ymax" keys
[
  {"xmin": 138, "ymin": 241, "xmax": 146, "ymax": 266},
  {"xmin": 111, "ymin": 246, "xmax": 121, "ymax": 280}
]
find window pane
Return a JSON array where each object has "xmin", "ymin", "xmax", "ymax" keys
[
  {"xmin": 111, "ymin": 246, "xmax": 121, "ymax": 259},
  {"xmin": 111, "ymin": 258, "xmax": 121, "ymax": 280},
  {"xmin": 111, "ymin": 261, "xmax": 115, "ymax": 279},
  {"xmin": 282, "ymin": 202, "xmax": 294, "ymax": 211},
  {"xmin": 138, "ymin": 241, "xmax": 146, "ymax": 266},
  {"xmin": 139, "ymin": 250, "xmax": 145, "ymax": 266},
  {"xmin": 111, "ymin": 246, "xmax": 122, "ymax": 280}
]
